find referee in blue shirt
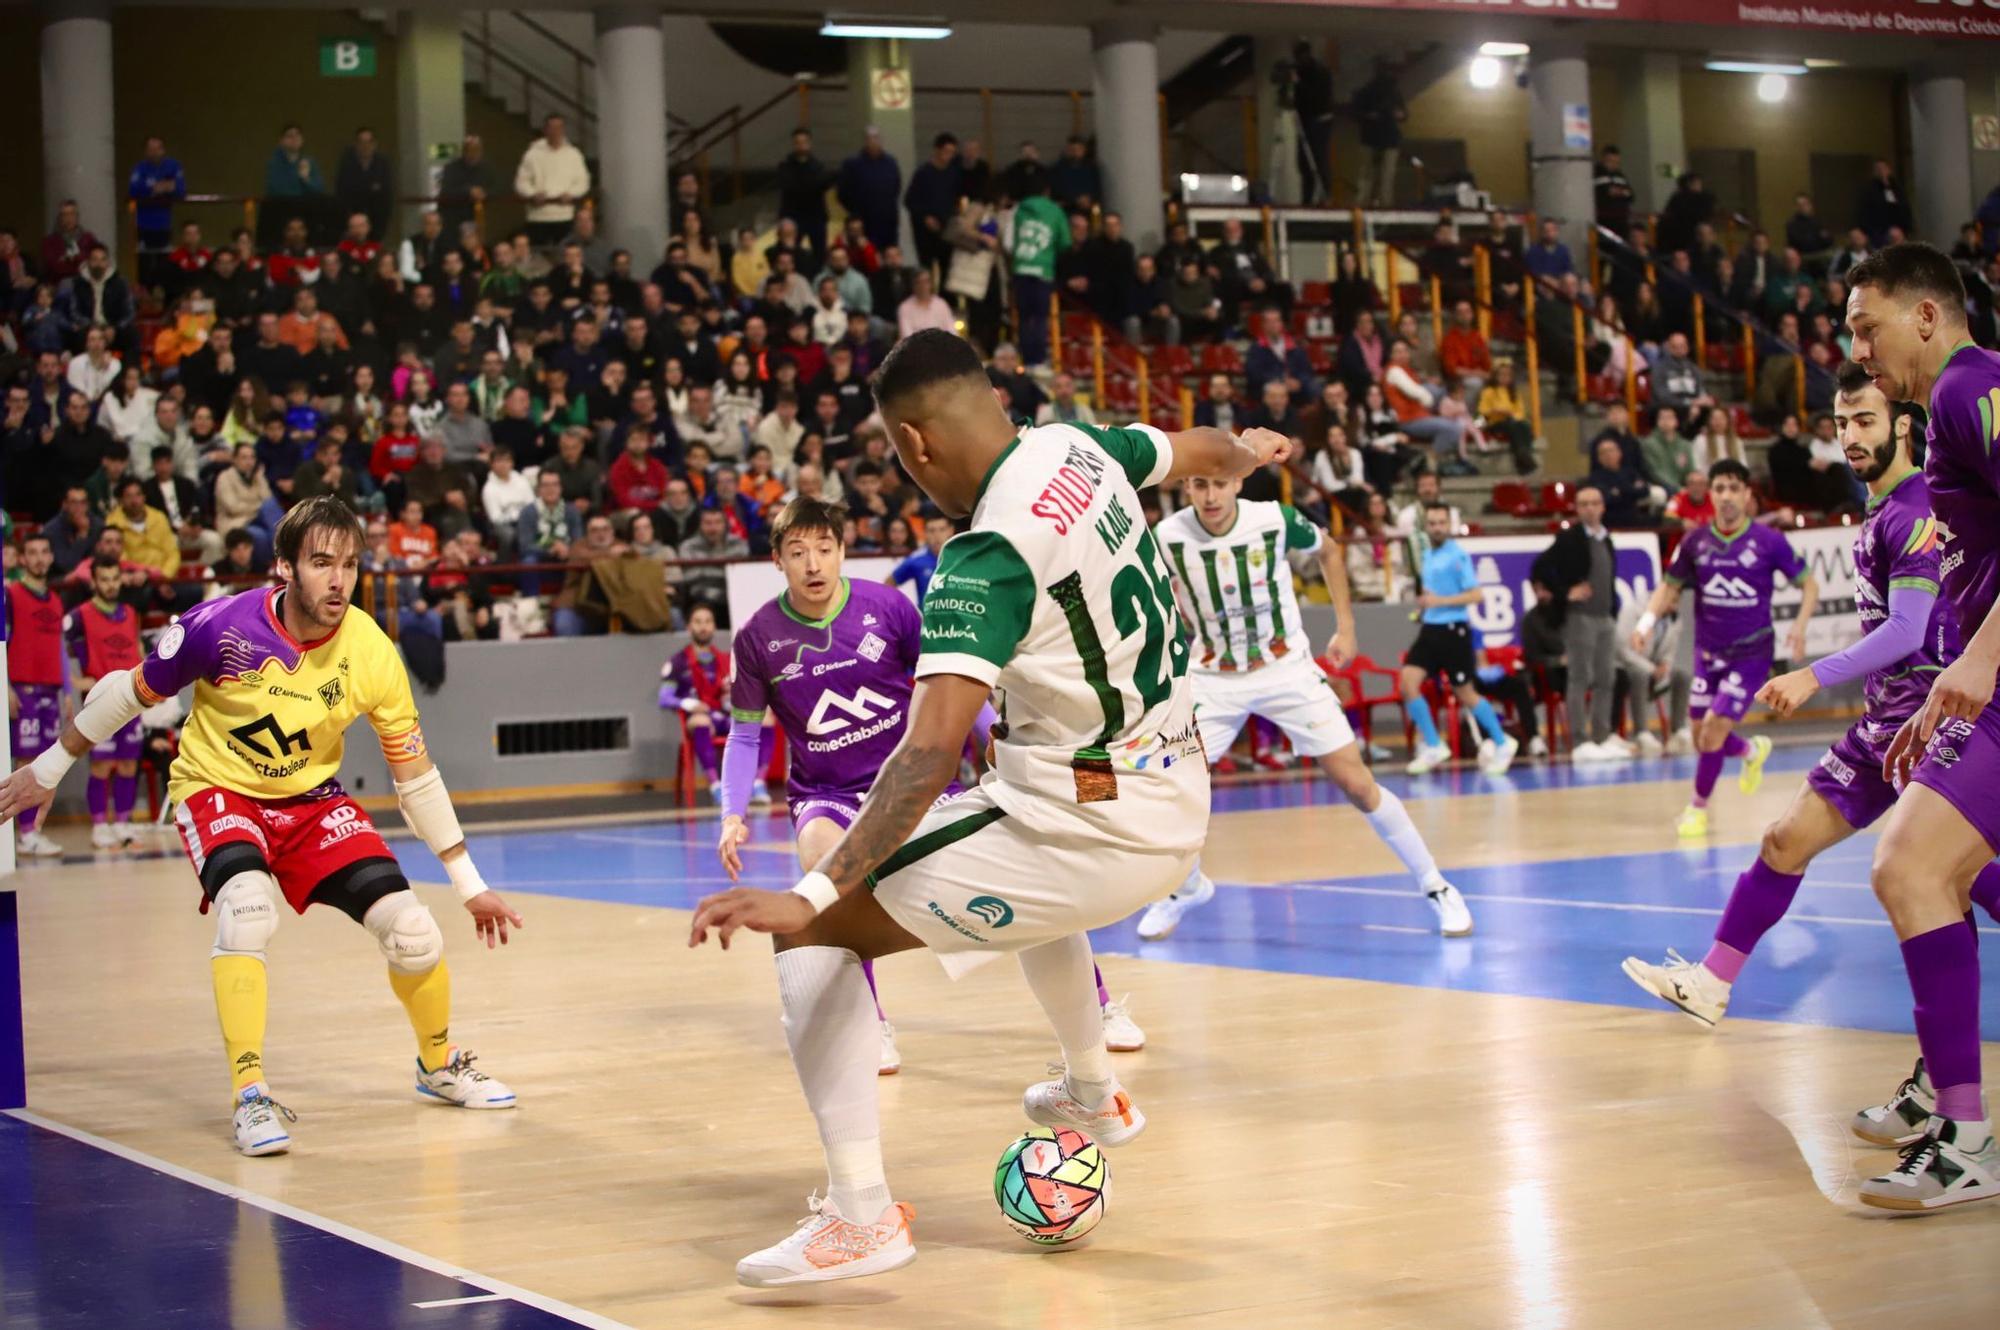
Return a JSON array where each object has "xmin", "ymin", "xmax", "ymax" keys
[{"xmin": 1400, "ymin": 502, "xmax": 1516, "ymax": 774}]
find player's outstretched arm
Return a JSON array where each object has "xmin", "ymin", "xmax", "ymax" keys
[
  {"xmin": 387, "ymin": 747, "xmax": 524, "ymax": 949},
  {"xmin": 0, "ymin": 668, "xmax": 148, "ymax": 824},
  {"xmin": 1317, "ymin": 530, "xmax": 1358, "ymax": 667},
  {"xmin": 1159, "ymin": 426, "xmax": 1292, "ymax": 485},
  {"xmin": 689, "ymin": 673, "xmax": 991, "ymax": 948}
]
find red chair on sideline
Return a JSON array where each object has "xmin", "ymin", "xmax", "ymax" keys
[{"xmin": 1317, "ymin": 652, "xmax": 1405, "ymax": 752}]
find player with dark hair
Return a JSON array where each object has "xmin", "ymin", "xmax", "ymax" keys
[
  {"xmin": 69, "ymin": 555, "xmax": 145, "ymax": 849},
  {"xmin": 5, "ymin": 532, "xmax": 66, "ymax": 858},
  {"xmin": 0, "ymin": 496, "xmax": 524, "ymax": 1157},
  {"xmin": 1624, "ymin": 366, "xmax": 2000, "ymax": 1056},
  {"xmin": 1843, "ymin": 241, "xmax": 2000, "ymax": 1208},
  {"xmin": 689, "ymin": 329, "xmax": 1286, "ymax": 1285},
  {"xmin": 1399, "ymin": 501, "xmax": 1518, "ymax": 775},
  {"xmin": 1630, "ymin": 458, "xmax": 1819, "ymax": 838}
]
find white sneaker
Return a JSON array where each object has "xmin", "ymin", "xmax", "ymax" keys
[
  {"xmin": 1136, "ymin": 868, "xmax": 1215, "ymax": 940},
  {"xmin": 89, "ymin": 823, "xmax": 120, "ymax": 850},
  {"xmin": 1853, "ymin": 1058, "xmax": 1937, "ymax": 1149},
  {"xmin": 878, "ymin": 1021, "xmax": 901, "ymax": 1076},
  {"xmin": 1636, "ymin": 732, "xmax": 1664, "ymax": 757},
  {"xmin": 1406, "ymin": 741, "xmax": 1452, "ymax": 775},
  {"xmin": 1101, "ymin": 996, "xmax": 1145, "ymax": 1052},
  {"xmin": 1425, "ymin": 882, "xmax": 1474, "ymax": 936},
  {"xmin": 232, "ymin": 1084, "xmax": 295, "ymax": 1156},
  {"xmin": 750, "ymin": 780, "xmax": 773, "ymax": 807},
  {"xmin": 1859, "ymin": 1116, "xmax": 2000, "ymax": 1213},
  {"xmin": 1527, "ymin": 735, "xmax": 1550, "ymax": 758},
  {"xmin": 1665, "ymin": 728, "xmax": 1695, "ymax": 756},
  {"xmin": 114, "ymin": 820, "xmax": 140, "ymax": 845},
  {"xmin": 1620, "ymin": 948, "xmax": 1730, "ymax": 1027},
  {"xmin": 735, "ymin": 1193, "xmax": 917, "ymax": 1287},
  {"xmin": 414, "ymin": 1049, "xmax": 516, "ymax": 1108},
  {"xmin": 16, "ymin": 830, "xmax": 63, "ymax": 858},
  {"xmin": 1023, "ymin": 1070, "xmax": 1147, "ymax": 1147},
  {"xmin": 1479, "ymin": 735, "xmax": 1520, "ymax": 775},
  {"xmin": 1572, "ymin": 741, "xmax": 1626, "ymax": 765},
  {"xmin": 1603, "ymin": 735, "xmax": 1637, "ymax": 757}
]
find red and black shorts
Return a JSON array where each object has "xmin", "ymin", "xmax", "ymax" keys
[{"xmin": 174, "ymin": 780, "xmax": 408, "ymax": 922}]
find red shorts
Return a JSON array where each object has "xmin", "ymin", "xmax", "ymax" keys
[{"xmin": 174, "ymin": 782, "xmax": 396, "ymax": 914}]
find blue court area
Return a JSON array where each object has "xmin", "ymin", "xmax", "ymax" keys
[
  {"xmin": 0, "ymin": 1114, "xmax": 614, "ymax": 1330},
  {"xmin": 400, "ymin": 742, "xmax": 2000, "ymax": 1039}
]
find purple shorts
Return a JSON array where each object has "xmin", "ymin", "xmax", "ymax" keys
[
  {"xmin": 1910, "ymin": 699, "xmax": 2000, "ymax": 854},
  {"xmin": 12, "ymin": 684, "xmax": 63, "ymax": 761},
  {"xmin": 90, "ymin": 716, "xmax": 143, "ymax": 763},
  {"xmin": 1689, "ymin": 649, "xmax": 1772, "ymax": 724},
  {"xmin": 789, "ymin": 783, "xmax": 966, "ymax": 835},
  {"xmin": 1806, "ymin": 715, "xmax": 1902, "ymax": 831}
]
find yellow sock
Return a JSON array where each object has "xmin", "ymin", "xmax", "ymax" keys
[
  {"xmin": 211, "ymin": 955, "xmax": 269, "ymax": 1096},
  {"xmin": 389, "ymin": 960, "xmax": 452, "ymax": 1072}
]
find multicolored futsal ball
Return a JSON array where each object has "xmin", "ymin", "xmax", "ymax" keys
[{"xmin": 994, "ymin": 1127, "xmax": 1109, "ymax": 1244}]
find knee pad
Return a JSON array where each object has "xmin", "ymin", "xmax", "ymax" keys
[
  {"xmin": 211, "ymin": 870, "xmax": 280, "ymax": 960},
  {"xmin": 362, "ymin": 890, "xmax": 443, "ymax": 974}
]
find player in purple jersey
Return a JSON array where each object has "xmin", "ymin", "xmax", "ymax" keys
[
  {"xmin": 1845, "ymin": 242, "xmax": 2000, "ymax": 1210},
  {"xmin": 714, "ymin": 499, "xmax": 1144, "ymax": 1073},
  {"xmin": 7, "ymin": 532, "xmax": 68, "ymax": 858},
  {"xmin": 1624, "ymin": 369, "xmax": 2000, "ymax": 1053},
  {"xmin": 1630, "ymin": 458, "xmax": 1818, "ymax": 839}
]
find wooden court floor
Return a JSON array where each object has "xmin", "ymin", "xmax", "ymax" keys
[{"xmin": 12, "ymin": 766, "xmax": 2000, "ymax": 1329}]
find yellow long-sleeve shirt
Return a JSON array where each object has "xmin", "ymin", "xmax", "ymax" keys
[{"xmin": 106, "ymin": 504, "xmax": 182, "ymax": 578}]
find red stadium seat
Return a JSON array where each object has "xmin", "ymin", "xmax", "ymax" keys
[
  {"xmin": 1318, "ymin": 653, "xmax": 1404, "ymax": 751},
  {"xmin": 1300, "ymin": 280, "xmax": 1331, "ymax": 306},
  {"xmin": 1489, "ymin": 482, "xmax": 1534, "ymax": 517},
  {"xmin": 1539, "ymin": 481, "xmax": 1576, "ymax": 516},
  {"xmin": 1200, "ymin": 343, "xmax": 1243, "ymax": 374}
]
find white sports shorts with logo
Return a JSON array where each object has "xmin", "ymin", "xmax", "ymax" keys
[
  {"xmin": 868, "ymin": 785, "xmax": 1196, "ymax": 978},
  {"xmin": 1190, "ymin": 655, "xmax": 1355, "ymax": 762}
]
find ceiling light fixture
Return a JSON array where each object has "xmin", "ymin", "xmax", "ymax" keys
[
  {"xmin": 1479, "ymin": 41, "xmax": 1530, "ymax": 58},
  {"xmin": 821, "ymin": 17, "xmax": 952, "ymax": 39},
  {"xmin": 1705, "ymin": 60, "xmax": 1808, "ymax": 75}
]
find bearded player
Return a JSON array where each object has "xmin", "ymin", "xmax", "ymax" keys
[
  {"xmin": 0, "ymin": 497, "xmax": 523, "ymax": 1157},
  {"xmin": 1138, "ymin": 471, "xmax": 1473, "ymax": 940},
  {"xmin": 1843, "ymin": 243, "xmax": 2000, "ymax": 1210},
  {"xmin": 68, "ymin": 556, "xmax": 146, "ymax": 849},
  {"xmin": 6, "ymin": 532, "xmax": 67, "ymax": 859},
  {"xmin": 715, "ymin": 497, "xmax": 1146, "ymax": 1071},
  {"xmin": 659, "ymin": 602, "xmax": 773, "ymax": 807},
  {"xmin": 1623, "ymin": 367, "xmax": 2000, "ymax": 1066},
  {"xmin": 1630, "ymin": 459, "xmax": 1819, "ymax": 838}
]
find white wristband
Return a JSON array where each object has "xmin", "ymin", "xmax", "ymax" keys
[
  {"xmin": 1636, "ymin": 612, "xmax": 1658, "ymax": 635},
  {"xmin": 28, "ymin": 743, "xmax": 77, "ymax": 791},
  {"xmin": 790, "ymin": 871, "xmax": 840, "ymax": 916},
  {"xmin": 444, "ymin": 853, "xmax": 490, "ymax": 903}
]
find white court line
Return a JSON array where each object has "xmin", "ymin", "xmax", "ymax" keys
[
  {"xmin": 1360, "ymin": 924, "xmax": 1430, "ymax": 935},
  {"xmin": 413, "ymin": 1293, "xmax": 512, "ymax": 1309},
  {"xmin": 569, "ymin": 831, "xmax": 792, "ymax": 852},
  {"xmin": 4, "ymin": 1110, "xmax": 637, "ymax": 1330}
]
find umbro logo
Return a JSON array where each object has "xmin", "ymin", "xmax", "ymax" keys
[
  {"xmin": 806, "ymin": 685, "xmax": 899, "ymax": 736},
  {"xmin": 862, "ymin": 613, "xmax": 878, "ymax": 626}
]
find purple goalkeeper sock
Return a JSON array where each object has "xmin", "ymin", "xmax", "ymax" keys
[
  {"xmin": 1972, "ymin": 862, "xmax": 2000, "ymax": 924},
  {"xmin": 87, "ymin": 777, "xmax": 109, "ymax": 823},
  {"xmin": 1094, "ymin": 963, "xmax": 1110, "ymax": 1008},
  {"xmin": 113, "ymin": 773, "xmax": 137, "ymax": 821},
  {"xmin": 1720, "ymin": 731, "xmax": 1750, "ymax": 759},
  {"xmin": 861, "ymin": 957, "xmax": 885, "ymax": 1022},
  {"xmin": 17, "ymin": 803, "xmax": 38, "ymax": 834},
  {"xmin": 1704, "ymin": 859, "xmax": 1805, "ymax": 981},
  {"xmin": 1692, "ymin": 751, "xmax": 1725, "ymax": 804},
  {"xmin": 690, "ymin": 727, "xmax": 718, "ymax": 779},
  {"xmin": 1902, "ymin": 921, "xmax": 1984, "ymax": 1123}
]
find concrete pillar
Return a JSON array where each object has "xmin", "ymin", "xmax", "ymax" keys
[
  {"xmin": 1254, "ymin": 38, "xmax": 1303, "ymax": 208},
  {"xmin": 845, "ymin": 38, "xmax": 918, "ymax": 257},
  {"xmin": 1091, "ymin": 17, "xmax": 1164, "ymax": 253},
  {"xmin": 594, "ymin": 7, "xmax": 669, "ymax": 263},
  {"xmin": 395, "ymin": 11, "xmax": 465, "ymax": 236},
  {"xmin": 1527, "ymin": 46, "xmax": 1596, "ymax": 263},
  {"xmin": 1621, "ymin": 52, "xmax": 1686, "ymax": 216},
  {"xmin": 1909, "ymin": 71, "xmax": 1973, "ymax": 250},
  {"xmin": 39, "ymin": 0, "xmax": 116, "ymax": 259}
]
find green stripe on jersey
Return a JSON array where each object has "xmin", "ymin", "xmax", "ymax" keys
[
  {"xmin": 1199, "ymin": 546, "xmax": 1236, "ymax": 669},
  {"xmin": 1166, "ymin": 541, "xmax": 1214, "ymax": 658},
  {"xmin": 1262, "ymin": 528, "xmax": 1288, "ymax": 654},
  {"xmin": 868, "ymin": 806, "xmax": 1009, "ymax": 886},
  {"xmin": 1232, "ymin": 542, "xmax": 1261, "ymax": 665},
  {"xmin": 1048, "ymin": 571, "xmax": 1124, "ymax": 749}
]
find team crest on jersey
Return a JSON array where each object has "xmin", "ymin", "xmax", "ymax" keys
[
  {"xmin": 857, "ymin": 631, "xmax": 886, "ymax": 662},
  {"xmin": 318, "ymin": 677, "xmax": 345, "ymax": 709}
]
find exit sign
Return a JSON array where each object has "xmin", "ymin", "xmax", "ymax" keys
[{"xmin": 320, "ymin": 37, "xmax": 376, "ymax": 78}]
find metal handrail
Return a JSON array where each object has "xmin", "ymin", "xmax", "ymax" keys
[{"xmin": 495, "ymin": 11, "xmax": 694, "ymax": 133}]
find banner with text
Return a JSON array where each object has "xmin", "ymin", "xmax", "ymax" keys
[
  {"xmin": 1456, "ymin": 534, "xmax": 1663, "ymax": 650},
  {"xmin": 1256, "ymin": 0, "xmax": 2000, "ymax": 41}
]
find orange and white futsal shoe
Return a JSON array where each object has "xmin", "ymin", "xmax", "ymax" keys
[
  {"xmin": 1023, "ymin": 1068, "xmax": 1147, "ymax": 1147},
  {"xmin": 735, "ymin": 1194, "xmax": 917, "ymax": 1287}
]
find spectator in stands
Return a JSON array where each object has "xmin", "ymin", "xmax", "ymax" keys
[
  {"xmin": 608, "ymin": 426, "xmax": 670, "ymax": 516},
  {"xmin": 1288, "ymin": 41, "xmax": 1336, "ymax": 205},
  {"xmin": 1854, "ymin": 158, "xmax": 1913, "ymax": 245},
  {"xmin": 41, "ymin": 199, "xmax": 101, "ymax": 283},
  {"xmin": 1169, "ymin": 255, "xmax": 1222, "ymax": 344},
  {"xmin": 263, "ymin": 123, "xmax": 325, "ymax": 207},
  {"xmin": 214, "ymin": 442, "xmax": 272, "ymax": 542},
  {"xmin": 676, "ymin": 506, "xmax": 745, "ymax": 616},
  {"xmin": 896, "ymin": 269, "xmax": 955, "ymax": 340},
  {"xmin": 1532, "ymin": 485, "xmax": 1621, "ymax": 758},
  {"xmin": 49, "ymin": 390, "xmax": 114, "ymax": 501},
  {"xmin": 1049, "ymin": 136, "xmax": 1102, "ymax": 212},
  {"xmin": 1523, "ymin": 219, "xmax": 1574, "ymax": 285},
  {"xmin": 868, "ymin": 243, "xmax": 915, "ymax": 324},
  {"xmin": 126, "ymin": 135, "xmax": 186, "ymax": 284},
  {"xmin": 435, "ymin": 134, "xmax": 492, "ymax": 238},
  {"xmin": 1384, "ymin": 339, "xmax": 1471, "ymax": 475},
  {"xmin": 1656, "ymin": 172, "xmax": 1713, "ymax": 258},
  {"xmin": 1212, "ymin": 217, "xmax": 1288, "ymax": 324},
  {"xmin": 99, "ymin": 367, "xmax": 158, "ymax": 462},
  {"xmin": 274, "ymin": 286, "xmax": 342, "ymax": 356},
  {"xmin": 333, "ymin": 126, "xmax": 392, "ymax": 239},
  {"xmin": 1350, "ymin": 58, "xmax": 1407, "ymax": 207},
  {"xmin": 42, "ymin": 488, "xmax": 100, "ymax": 578},
  {"xmin": 1650, "ymin": 331, "xmax": 1712, "ymax": 432},
  {"xmin": 1828, "ymin": 227, "xmax": 1871, "ymax": 283},
  {"xmin": 516, "ymin": 114, "xmax": 591, "ymax": 247},
  {"xmin": 369, "ymin": 398, "xmax": 422, "ymax": 487},
  {"xmin": 291, "ymin": 432, "xmax": 360, "ymax": 508},
  {"xmin": 547, "ymin": 424, "xmax": 605, "ymax": 511},
  {"xmin": 1246, "ymin": 305, "xmax": 1317, "ymax": 401},
  {"xmin": 1082, "ymin": 211, "xmax": 1137, "ymax": 329},
  {"xmin": 564, "ymin": 208, "xmax": 614, "ymax": 275},
  {"xmin": 434, "ymin": 381, "xmax": 492, "ymax": 467},
  {"xmin": 1764, "ymin": 247, "xmax": 1813, "ymax": 324},
  {"xmin": 140, "ymin": 439, "xmax": 208, "ymax": 559},
  {"xmin": 61, "ymin": 244, "xmax": 137, "ymax": 362},
  {"xmin": 838, "ymin": 125, "xmax": 903, "ymax": 255},
  {"xmin": 1035, "ymin": 372, "xmax": 1098, "ymax": 427},
  {"xmin": 1639, "ymin": 406, "xmax": 1696, "ymax": 496},
  {"xmin": 1344, "ymin": 492, "xmax": 1404, "ymax": 601},
  {"xmin": 988, "ymin": 343, "xmax": 1049, "ymax": 420},
  {"xmin": 514, "ymin": 465, "xmax": 579, "ymax": 585},
  {"xmin": 241, "ymin": 311, "xmax": 304, "ymax": 394},
  {"xmin": 1809, "ymin": 409, "xmax": 1867, "ymax": 509},
  {"xmin": 707, "ymin": 466, "xmax": 765, "ymax": 552},
  {"xmin": 1594, "ymin": 144, "xmax": 1635, "ymax": 238},
  {"xmin": 1329, "ymin": 247, "xmax": 1380, "ymax": 337},
  {"xmin": 387, "ymin": 497, "xmax": 440, "ymax": 573},
  {"xmin": 1439, "ymin": 300, "xmax": 1491, "ymax": 401},
  {"xmin": 1245, "ymin": 384, "xmax": 1303, "ymax": 488},
  {"xmin": 1306, "ymin": 421, "xmax": 1367, "ymax": 517},
  {"xmin": 1766, "ymin": 410, "xmax": 1844, "ymax": 513},
  {"xmin": 1475, "ymin": 359, "xmax": 1535, "ymax": 476},
  {"xmin": 1786, "ymin": 193, "xmax": 1832, "ymax": 266},
  {"xmin": 1422, "ymin": 221, "xmax": 1474, "ymax": 305},
  {"xmin": 1125, "ymin": 254, "xmax": 1178, "ymax": 347},
  {"xmin": 776, "ymin": 129, "xmax": 833, "ymax": 257},
  {"xmin": 751, "ymin": 389, "xmax": 804, "ymax": 460},
  {"xmin": 1691, "ymin": 404, "xmax": 1744, "ymax": 470},
  {"xmin": 1587, "ymin": 434, "xmax": 1656, "ymax": 527},
  {"xmin": 1730, "ymin": 231, "xmax": 1773, "ymax": 312},
  {"xmin": 1000, "ymin": 140, "xmax": 1048, "ymax": 205},
  {"xmin": 1337, "ymin": 307, "xmax": 1384, "ymax": 399},
  {"xmin": 1663, "ymin": 467, "xmax": 1714, "ymax": 529},
  {"xmin": 905, "ymin": 133, "xmax": 962, "ymax": 276}
]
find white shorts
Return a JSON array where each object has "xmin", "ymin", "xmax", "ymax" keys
[
  {"xmin": 1191, "ymin": 659, "xmax": 1355, "ymax": 762},
  {"xmin": 870, "ymin": 785, "xmax": 1197, "ymax": 979}
]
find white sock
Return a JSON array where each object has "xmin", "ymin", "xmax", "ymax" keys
[
  {"xmin": 1175, "ymin": 861, "xmax": 1205, "ymax": 898},
  {"xmin": 1019, "ymin": 934, "xmax": 1116, "ymax": 1104},
  {"xmin": 1362, "ymin": 787, "xmax": 1445, "ymax": 893},
  {"xmin": 775, "ymin": 946, "xmax": 890, "ymax": 1219}
]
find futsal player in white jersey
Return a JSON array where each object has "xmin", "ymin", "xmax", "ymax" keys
[
  {"xmin": 688, "ymin": 330, "xmax": 1286, "ymax": 1286},
  {"xmin": 1139, "ymin": 474, "xmax": 1474, "ymax": 939}
]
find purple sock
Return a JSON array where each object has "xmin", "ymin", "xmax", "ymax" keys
[
  {"xmin": 1703, "ymin": 859, "xmax": 1805, "ymax": 981},
  {"xmin": 1720, "ymin": 731, "xmax": 1750, "ymax": 759},
  {"xmin": 1902, "ymin": 922, "xmax": 1984, "ymax": 1123},
  {"xmin": 1972, "ymin": 862, "xmax": 2000, "ymax": 925},
  {"xmin": 17, "ymin": 803, "xmax": 38, "ymax": 834},
  {"xmin": 1094, "ymin": 963, "xmax": 1110, "ymax": 1008},
  {"xmin": 87, "ymin": 776, "xmax": 109, "ymax": 823},
  {"xmin": 1968, "ymin": 912, "xmax": 1981, "ymax": 957},
  {"xmin": 861, "ymin": 958, "xmax": 885, "ymax": 1022},
  {"xmin": 1693, "ymin": 751, "xmax": 1725, "ymax": 804},
  {"xmin": 113, "ymin": 773, "xmax": 137, "ymax": 821},
  {"xmin": 690, "ymin": 727, "xmax": 718, "ymax": 779}
]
